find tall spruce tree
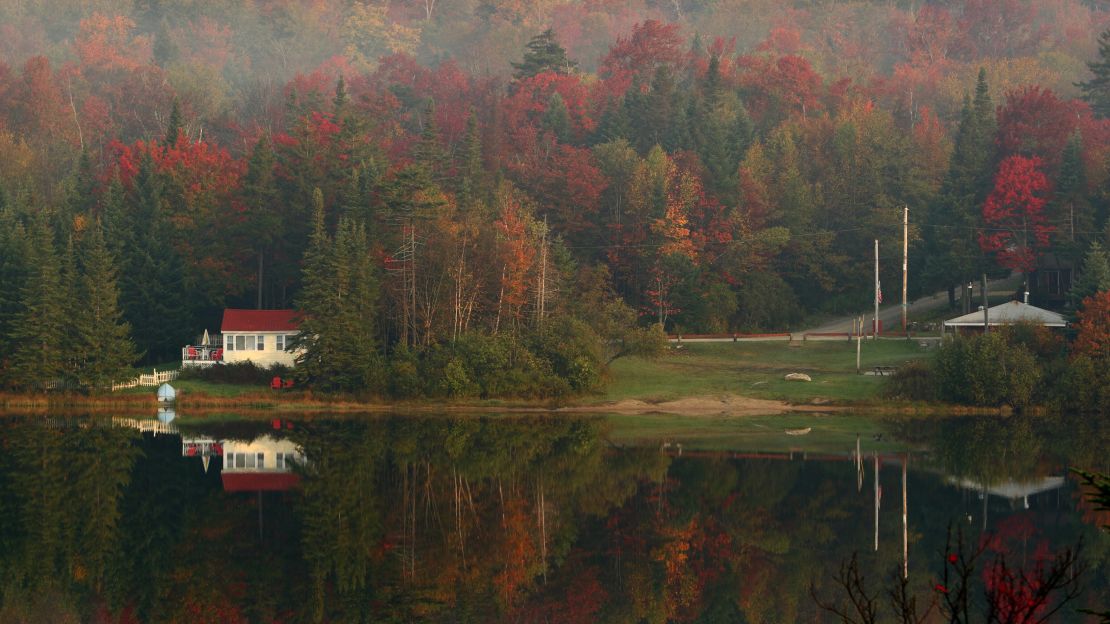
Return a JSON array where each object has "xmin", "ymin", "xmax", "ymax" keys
[
  {"xmin": 456, "ymin": 112, "xmax": 486, "ymax": 210},
  {"xmin": 72, "ymin": 224, "xmax": 139, "ymax": 391},
  {"xmin": 923, "ymin": 69, "xmax": 997, "ymax": 306},
  {"xmin": 1079, "ymin": 27, "xmax": 1110, "ymax": 118},
  {"xmin": 0, "ymin": 208, "xmax": 29, "ymax": 354},
  {"xmin": 163, "ymin": 98, "xmax": 182, "ymax": 147},
  {"xmin": 1070, "ymin": 241, "xmax": 1110, "ymax": 308},
  {"xmin": 116, "ymin": 154, "xmax": 190, "ymax": 362},
  {"xmin": 542, "ymin": 92, "xmax": 572, "ymax": 144},
  {"xmin": 512, "ymin": 29, "xmax": 576, "ymax": 79},
  {"xmin": 294, "ymin": 189, "xmax": 382, "ymax": 392},
  {"xmin": 6, "ymin": 216, "xmax": 66, "ymax": 390},
  {"xmin": 241, "ymin": 134, "xmax": 281, "ymax": 308}
]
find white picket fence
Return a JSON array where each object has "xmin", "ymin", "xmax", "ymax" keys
[{"xmin": 111, "ymin": 368, "xmax": 179, "ymax": 392}]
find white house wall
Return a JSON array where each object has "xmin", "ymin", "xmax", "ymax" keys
[{"xmin": 222, "ymin": 332, "xmax": 300, "ymax": 368}]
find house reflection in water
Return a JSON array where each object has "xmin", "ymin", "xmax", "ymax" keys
[{"xmin": 180, "ymin": 433, "xmax": 305, "ymax": 492}]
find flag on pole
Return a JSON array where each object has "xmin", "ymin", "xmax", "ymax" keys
[{"xmin": 877, "ymin": 282, "xmax": 883, "ymax": 304}]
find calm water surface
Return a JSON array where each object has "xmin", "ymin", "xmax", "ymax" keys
[{"xmin": 0, "ymin": 412, "xmax": 1106, "ymax": 622}]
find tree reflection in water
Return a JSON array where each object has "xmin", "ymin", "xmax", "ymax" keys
[{"xmin": 0, "ymin": 414, "xmax": 1104, "ymax": 622}]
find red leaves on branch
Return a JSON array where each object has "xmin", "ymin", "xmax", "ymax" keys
[{"xmin": 979, "ymin": 155, "xmax": 1053, "ymax": 273}]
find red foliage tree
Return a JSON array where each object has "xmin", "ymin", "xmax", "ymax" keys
[
  {"xmin": 599, "ymin": 19, "xmax": 685, "ymax": 85},
  {"xmin": 996, "ymin": 87, "xmax": 1083, "ymax": 171},
  {"xmin": 1072, "ymin": 291, "xmax": 1110, "ymax": 359},
  {"xmin": 979, "ymin": 155, "xmax": 1054, "ymax": 273},
  {"xmin": 737, "ymin": 54, "xmax": 823, "ymax": 122}
]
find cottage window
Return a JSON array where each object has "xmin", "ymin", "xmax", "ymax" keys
[
  {"xmin": 226, "ymin": 334, "xmax": 234, "ymax": 351},
  {"xmin": 225, "ymin": 453, "xmax": 233, "ymax": 468},
  {"xmin": 257, "ymin": 452, "xmax": 265, "ymax": 468},
  {"xmin": 276, "ymin": 453, "xmax": 285, "ymax": 470},
  {"xmin": 256, "ymin": 335, "xmax": 265, "ymax": 350},
  {"xmin": 276, "ymin": 335, "xmax": 285, "ymax": 351},
  {"xmin": 235, "ymin": 453, "xmax": 245, "ymax": 468},
  {"xmin": 235, "ymin": 335, "xmax": 246, "ymax": 350}
]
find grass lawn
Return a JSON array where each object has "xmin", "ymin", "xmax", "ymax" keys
[{"xmin": 597, "ymin": 339, "xmax": 930, "ymax": 405}]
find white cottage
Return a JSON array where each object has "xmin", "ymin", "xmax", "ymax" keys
[{"xmin": 220, "ymin": 309, "xmax": 301, "ymax": 368}]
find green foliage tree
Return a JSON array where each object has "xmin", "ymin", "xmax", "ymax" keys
[{"xmin": 932, "ymin": 332, "xmax": 1040, "ymax": 408}]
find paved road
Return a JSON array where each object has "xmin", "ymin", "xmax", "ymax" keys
[{"xmin": 802, "ymin": 274, "xmax": 1022, "ymax": 335}]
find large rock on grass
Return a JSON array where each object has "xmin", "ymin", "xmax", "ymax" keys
[{"xmin": 784, "ymin": 372, "xmax": 812, "ymax": 382}]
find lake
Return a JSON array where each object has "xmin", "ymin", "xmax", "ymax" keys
[{"xmin": 0, "ymin": 411, "xmax": 1106, "ymax": 622}]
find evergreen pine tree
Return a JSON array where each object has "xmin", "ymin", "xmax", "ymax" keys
[
  {"xmin": 163, "ymin": 98, "xmax": 182, "ymax": 147},
  {"xmin": 0, "ymin": 209, "xmax": 29, "ymax": 356},
  {"xmin": 512, "ymin": 29, "xmax": 576, "ymax": 79},
  {"xmin": 152, "ymin": 19, "xmax": 178, "ymax": 67},
  {"xmin": 456, "ymin": 113, "xmax": 486, "ymax": 209},
  {"xmin": 1070, "ymin": 241, "xmax": 1110, "ymax": 307},
  {"xmin": 6, "ymin": 216, "xmax": 66, "ymax": 390},
  {"xmin": 590, "ymin": 97, "xmax": 631, "ymax": 146},
  {"xmin": 73, "ymin": 224, "xmax": 139, "ymax": 391},
  {"xmin": 1053, "ymin": 132, "xmax": 1093, "ymax": 262},
  {"xmin": 412, "ymin": 101, "xmax": 449, "ymax": 183},
  {"xmin": 294, "ymin": 190, "xmax": 382, "ymax": 392},
  {"xmin": 1078, "ymin": 27, "xmax": 1110, "ymax": 118},
  {"xmin": 241, "ymin": 134, "xmax": 282, "ymax": 308},
  {"xmin": 293, "ymin": 189, "xmax": 336, "ymax": 385},
  {"xmin": 116, "ymin": 154, "xmax": 190, "ymax": 362},
  {"xmin": 923, "ymin": 71, "xmax": 997, "ymax": 306},
  {"xmin": 690, "ymin": 56, "xmax": 734, "ymax": 200}
]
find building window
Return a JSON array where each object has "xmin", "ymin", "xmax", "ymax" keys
[
  {"xmin": 276, "ymin": 453, "xmax": 285, "ymax": 470},
  {"xmin": 257, "ymin": 452, "xmax": 265, "ymax": 468},
  {"xmin": 257, "ymin": 335, "xmax": 265, "ymax": 350},
  {"xmin": 235, "ymin": 453, "xmax": 245, "ymax": 468},
  {"xmin": 226, "ymin": 334, "xmax": 235, "ymax": 351},
  {"xmin": 276, "ymin": 335, "xmax": 285, "ymax": 351},
  {"xmin": 225, "ymin": 453, "xmax": 232, "ymax": 468},
  {"xmin": 235, "ymin": 335, "xmax": 245, "ymax": 350}
]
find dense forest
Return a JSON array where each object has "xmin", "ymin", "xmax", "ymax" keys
[{"xmin": 4, "ymin": 0, "xmax": 1110, "ymax": 393}]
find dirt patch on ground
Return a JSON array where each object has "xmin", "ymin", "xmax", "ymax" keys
[{"xmin": 561, "ymin": 394, "xmax": 844, "ymax": 416}]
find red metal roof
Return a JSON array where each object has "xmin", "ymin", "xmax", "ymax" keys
[
  {"xmin": 221, "ymin": 309, "xmax": 300, "ymax": 332},
  {"xmin": 222, "ymin": 472, "xmax": 301, "ymax": 492}
]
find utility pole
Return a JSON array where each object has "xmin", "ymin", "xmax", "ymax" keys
[
  {"xmin": 874, "ymin": 239, "xmax": 880, "ymax": 339},
  {"xmin": 902, "ymin": 206, "xmax": 908, "ymax": 333},
  {"xmin": 981, "ymin": 273, "xmax": 989, "ymax": 334}
]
